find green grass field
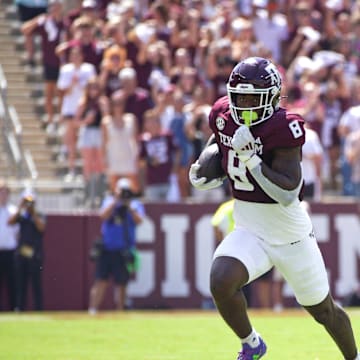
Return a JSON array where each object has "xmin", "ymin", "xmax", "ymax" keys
[{"xmin": 0, "ymin": 308, "xmax": 359, "ymax": 360}]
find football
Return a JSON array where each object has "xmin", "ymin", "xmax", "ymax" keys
[{"xmin": 197, "ymin": 143, "xmax": 225, "ymax": 182}]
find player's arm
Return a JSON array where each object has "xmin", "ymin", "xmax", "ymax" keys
[
  {"xmin": 261, "ymin": 146, "xmax": 302, "ymax": 191},
  {"xmin": 247, "ymin": 146, "xmax": 303, "ymax": 206},
  {"xmin": 232, "ymin": 126, "xmax": 303, "ymax": 206}
]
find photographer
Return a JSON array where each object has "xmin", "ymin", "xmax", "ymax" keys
[
  {"xmin": 8, "ymin": 189, "xmax": 46, "ymax": 311},
  {"xmin": 0, "ymin": 179, "xmax": 19, "ymax": 311},
  {"xmin": 88, "ymin": 178, "xmax": 145, "ymax": 314}
]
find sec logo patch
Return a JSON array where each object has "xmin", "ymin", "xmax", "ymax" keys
[{"xmin": 216, "ymin": 116, "xmax": 225, "ymax": 131}]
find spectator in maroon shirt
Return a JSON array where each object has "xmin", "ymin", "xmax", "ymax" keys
[
  {"xmin": 169, "ymin": 47, "xmax": 192, "ymax": 84},
  {"xmin": 136, "ymin": 40, "xmax": 172, "ymax": 92},
  {"xmin": 126, "ymin": 20, "xmax": 157, "ymax": 89},
  {"xmin": 205, "ymin": 38, "xmax": 237, "ymax": 101},
  {"xmin": 21, "ymin": 0, "xmax": 67, "ymax": 131},
  {"xmin": 16, "ymin": 0, "xmax": 48, "ymax": 68},
  {"xmin": 176, "ymin": 66, "xmax": 201, "ymax": 105},
  {"xmin": 56, "ymin": 16, "xmax": 104, "ymax": 73},
  {"xmin": 283, "ymin": 0, "xmax": 322, "ymax": 67},
  {"xmin": 139, "ymin": 109, "xmax": 180, "ymax": 202},
  {"xmin": 169, "ymin": 6, "xmax": 200, "ymax": 62},
  {"xmin": 114, "ymin": 67, "xmax": 154, "ymax": 133}
]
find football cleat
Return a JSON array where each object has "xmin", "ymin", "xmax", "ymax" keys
[{"xmin": 237, "ymin": 337, "xmax": 267, "ymax": 360}]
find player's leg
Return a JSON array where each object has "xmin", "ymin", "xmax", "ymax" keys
[
  {"xmin": 210, "ymin": 228, "xmax": 272, "ymax": 358},
  {"xmin": 270, "ymin": 235, "xmax": 358, "ymax": 360},
  {"xmin": 304, "ymin": 294, "xmax": 358, "ymax": 360},
  {"xmin": 210, "ymin": 256, "xmax": 252, "ymax": 338}
]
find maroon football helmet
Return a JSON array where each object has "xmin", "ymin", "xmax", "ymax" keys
[{"xmin": 226, "ymin": 57, "xmax": 282, "ymax": 126}]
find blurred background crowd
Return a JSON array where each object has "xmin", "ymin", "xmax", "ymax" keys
[
  {"xmin": 10, "ymin": 0, "xmax": 360, "ymax": 205},
  {"xmin": 2, "ymin": 0, "xmax": 360, "ymax": 313}
]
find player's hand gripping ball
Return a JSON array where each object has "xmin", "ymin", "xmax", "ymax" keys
[
  {"xmin": 231, "ymin": 126, "xmax": 262, "ymax": 170},
  {"xmin": 188, "ymin": 143, "xmax": 225, "ymax": 191}
]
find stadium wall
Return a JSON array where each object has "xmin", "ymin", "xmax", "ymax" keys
[{"xmin": 37, "ymin": 202, "xmax": 360, "ymax": 310}]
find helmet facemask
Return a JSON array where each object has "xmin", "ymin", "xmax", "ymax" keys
[{"xmin": 227, "ymin": 83, "xmax": 280, "ymax": 126}]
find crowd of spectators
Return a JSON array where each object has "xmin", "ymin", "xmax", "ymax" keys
[{"xmin": 17, "ymin": 0, "xmax": 360, "ymax": 202}]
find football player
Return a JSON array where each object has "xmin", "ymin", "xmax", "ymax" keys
[{"xmin": 189, "ymin": 57, "xmax": 359, "ymax": 360}]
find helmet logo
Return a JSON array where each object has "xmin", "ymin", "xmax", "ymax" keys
[
  {"xmin": 264, "ymin": 63, "xmax": 281, "ymax": 86},
  {"xmin": 216, "ymin": 116, "xmax": 225, "ymax": 131}
]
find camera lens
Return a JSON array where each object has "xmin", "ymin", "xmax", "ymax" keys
[{"xmin": 121, "ymin": 189, "xmax": 133, "ymax": 199}]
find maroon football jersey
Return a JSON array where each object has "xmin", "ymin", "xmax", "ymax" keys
[{"xmin": 209, "ymin": 96, "xmax": 305, "ymax": 203}]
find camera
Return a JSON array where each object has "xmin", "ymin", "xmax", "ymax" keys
[
  {"xmin": 121, "ymin": 188, "xmax": 134, "ymax": 200},
  {"xmin": 116, "ymin": 187, "xmax": 134, "ymax": 221}
]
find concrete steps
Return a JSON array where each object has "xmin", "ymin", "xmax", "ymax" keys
[
  {"xmin": 0, "ymin": 2, "xmax": 87, "ymax": 201},
  {"xmin": 0, "ymin": 2, "xmax": 65, "ymax": 183}
]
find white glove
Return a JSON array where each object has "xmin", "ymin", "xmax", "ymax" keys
[
  {"xmin": 188, "ymin": 162, "xmax": 223, "ymax": 190},
  {"xmin": 231, "ymin": 126, "xmax": 261, "ymax": 169}
]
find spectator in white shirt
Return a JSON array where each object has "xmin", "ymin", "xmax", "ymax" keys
[
  {"xmin": 57, "ymin": 45, "xmax": 96, "ymax": 181},
  {"xmin": 338, "ymin": 78, "xmax": 360, "ymax": 195},
  {"xmin": 251, "ymin": 0, "xmax": 289, "ymax": 64},
  {"xmin": 0, "ymin": 179, "xmax": 19, "ymax": 311},
  {"xmin": 344, "ymin": 130, "xmax": 360, "ymax": 197},
  {"xmin": 302, "ymin": 124, "xmax": 324, "ymax": 201}
]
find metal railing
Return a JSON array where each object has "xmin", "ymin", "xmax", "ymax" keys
[
  {"xmin": 24, "ymin": 149, "xmax": 38, "ymax": 180},
  {"xmin": 0, "ymin": 63, "xmax": 37, "ymax": 180}
]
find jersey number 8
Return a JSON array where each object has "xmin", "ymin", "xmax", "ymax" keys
[{"xmin": 226, "ymin": 120, "xmax": 303, "ymax": 191}]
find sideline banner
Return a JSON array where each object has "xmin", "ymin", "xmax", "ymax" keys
[{"xmin": 40, "ymin": 202, "xmax": 360, "ymax": 310}]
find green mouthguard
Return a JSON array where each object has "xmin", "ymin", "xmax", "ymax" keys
[{"xmin": 241, "ymin": 111, "xmax": 258, "ymax": 127}]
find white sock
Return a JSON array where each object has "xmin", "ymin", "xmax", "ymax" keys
[{"xmin": 241, "ymin": 329, "xmax": 260, "ymax": 348}]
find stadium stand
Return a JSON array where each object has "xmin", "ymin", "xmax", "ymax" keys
[
  {"xmin": 0, "ymin": 1, "xmax": 84, "ymax": 209},
  {"xmin": 1, "ymin": 0, "xmax": 360, "ymax": 211}
]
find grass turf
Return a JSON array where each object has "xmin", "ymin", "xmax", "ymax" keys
[{"xmin": 0, "ymin": 308, "xmax": 359, "ymax": 360}]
